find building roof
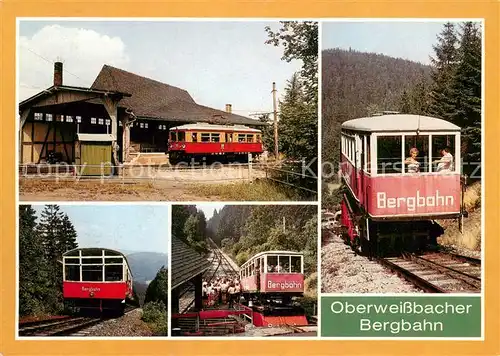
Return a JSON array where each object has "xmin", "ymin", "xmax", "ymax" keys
[
  {"xmin": 91, "ymin": 65, "xmax": 264, "ymax": 126},
  {"xmin": 77, "ymin": 133, "xmax": 115, "ymax": 142},
  {"xmin": 18, "ymin": 84, "xmax": 131, "ymax": 110},
  {"xmin": 170, "ymin": 123, "xmax": 262, "ymax": 133},
  {"xmin": 341, "ymin": 114, "xmax": 461, "ymax": 132},
  {"xmin": 171, "ymin": 236, "xmax": 211, "ymax": 290}
]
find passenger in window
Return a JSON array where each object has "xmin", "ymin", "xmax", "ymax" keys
[
  {"xmin": 434, "ymin": 147, "xmax": 453, "ymax": 173},
  {"xmin": 404, "ymin": 147, "xmax": 420, "ymax": 173},
  {"xmin": 192, "ymin": 133, "xmax": 197, "ymax": 142},
  {"xmin": 267, "ymin": 264, "xmax": 274, "ymax": 273}
]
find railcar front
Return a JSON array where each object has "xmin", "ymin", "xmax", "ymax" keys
[
  {"xmin": 62, "ymin": 247, "xmax": 134, "ymax": 315},
  {"xmin": 339, "ymin": 114, "xmax": 465, "ymax": 256}
]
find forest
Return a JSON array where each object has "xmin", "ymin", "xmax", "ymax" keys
[
  {"xmin": 322, "ymin": 21, "xmax": 481, "ymax": 192},
  {"xmin": 19, "ymin": 204, "xmax": 167, "ymax": 333},
  {"xmin": 207, "ymin": 205, "xmax": 317, "ymax": 277}
]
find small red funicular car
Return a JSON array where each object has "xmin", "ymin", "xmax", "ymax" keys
[{"xmin": 339, "ymin": 113, "xmax": 466, "ymax": 255}]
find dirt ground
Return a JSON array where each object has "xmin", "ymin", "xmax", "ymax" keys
[{"xmin": 19, "ymin": 178, "xmax": 220, "ymax": 202}]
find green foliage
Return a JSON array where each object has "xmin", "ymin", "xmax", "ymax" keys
[
  {"xmin": 19, "ymin": 204, "xmax": 79, "ymax": 317},
  {"xmin": 258, "ymin": 113, "xmax": 275, "ymax": 153},
  {"xmin": 171, "ymin": 205, "xmax": 197, "ymax": 241},
  {"xmin": 207, "ymin": 206, "xmax": 318, "ymax": 277},
  {"xmin": 144, "ymin": 267, "xmax": 168, "ymax": 305},
  {"xmin": 321, "ymin": 48, "xmax": 432, "ymax": 176},
  {"xmin": 427, "ymin": 21, "xmax": 481, "ymax": 177},
  {"xmin": 142, "ymin": 301, "xmax": 167, "ymax": 336},
  {"xmin": 265, "ymin": 22, "xmax": 318, "ymax": 164}
]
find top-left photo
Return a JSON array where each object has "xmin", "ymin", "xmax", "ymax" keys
[{"xmin": 17, "ymin": 20, "xmax": 318, "ymax": 202}]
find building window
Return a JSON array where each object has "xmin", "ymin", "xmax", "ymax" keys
[
  {"xmin": 98, "ymin": 118, "xmax": 104, "ymax": 125},
  {"xmin": 119, "ymin": 121, "xmax": 122, "ymax": 126},
  {"xmin": 105, "ymin": 119, "xmax": 110, "ymax": 126},
  {"xmin": 91, "ymin": 117, "xmax": 97, "ymax": 124},
  {"xmin": 66, "ymin": 115, "xmax": 73, "ymax": 123},
  {"xmin": 145, "ymin": 123, "xmax": 148, "ymax": 129},
  {"xmin": 34, "ymin": 113, "xmax": 43, "ymax": 121},
  {"xmin": 46, "ymin": 114, "xmax": 53, "ymax": 122},
  {"xmin": 76, "ymin": 116, "xmax": 82, "ymax": 123},
  {"xmin": 140, "ymin": 123, "xmax": 144, "ymax": 128}
]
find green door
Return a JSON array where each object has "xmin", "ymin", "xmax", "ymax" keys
[{"xmin": 80, "ymin": 143, "xmax": 112, "ymax": 176}]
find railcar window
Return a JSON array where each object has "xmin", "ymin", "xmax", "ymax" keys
[
  {"xmin": 82, "ymin": 258, "xmax": 102, "ymax": 264},
  {"xmin": 211, "ymin": 133, "xmax": 220, "ymax": 142},
  {"xmin": 257, "ymin": 135, "xmax": 262, "ymax": 143},
  {"xmin": 105, "ymin": 250, "xmax": 121, "ymax": 256},
  {"xmin": 105, "ymin": 265, "xmax": 123, "ymax": 281},
  {"xmin": 377, "ymin": 136, "xmax": 402, "ymax": 174},
  {"xmin": 237, "ymin": 134, "xmax": 246, "ymax": 143},
  {"xmin": 65, "ymin": 257, "xmax": 79, "ymax": 264},
  {"xmin": 65, "ymin": 265, "xmax": 80, "ymax": 281},
  {"xmin": 277, "ymin": 256, "xmax": 290, "ymax": 273},
  {"xmin": 178, "ymin": 131, "xmax": 186, "ymax": 142},
  {"xmin": 366, "ymin": 136, "xmax": 371, "ymax": 173},
  {"xmin": 404, "ymin": 135, "xmax": 429, "ymax": 173},
  {"xmin": 260, "ymin": 257, "xmax": 264, "ymax": 273},
  {"xmin": 246, "ymin": 134, "xmax": 254, "ymax": 143},
  {"xmin": 65, "ymin": 250, "xmax": 79, "ymax": 256},
  {"xmin": 291, "ymin": 256, "xmax": 301, "ymax": 273},
  {"xmin": 192, "ymin": 132, "xmax": 198, "ymax": 142},
  {"xmin": 201, "ymin": 133, "xmax": 210, "ymax": 142},
  {"xmin": 431, "ymin": 135, "xmax": 456, "ymax": 173},
  {"xmin": 82, "ymin": 265, "xmax": 103, "ymax": 281},
  {"xmin": 267, "ymin": 256, "xmax": 278, "ymax": 272},
  {"xmin": 105, "ymin": 258, "xmax": 123, "ymax": 264}
]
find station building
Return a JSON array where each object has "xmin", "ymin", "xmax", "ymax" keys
[{"xmin": 19, "ymin": 62, "xmax": 264, "ymax": 165}]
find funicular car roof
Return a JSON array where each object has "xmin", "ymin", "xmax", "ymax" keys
[{"xmin": 341, "ymin": 114, "xmax": 461, "ymax": 133}]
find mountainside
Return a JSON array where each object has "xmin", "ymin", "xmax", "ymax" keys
[
  {"xmin": 322, "ymin": 48, "xmax": 432, "ymax": 171},
  {"xmin": 126, "ymin": 252, "xmax": 167, "ymax": 283}
]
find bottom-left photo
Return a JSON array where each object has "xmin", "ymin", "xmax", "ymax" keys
[{"xmin": 17, "ymin": 204, "xmax": 169, "ymax": 338}]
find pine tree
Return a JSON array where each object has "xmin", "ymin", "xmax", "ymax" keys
[
  {"xmin": 19, "ymin": 205, "xmax": 47, "ymax": 316},
  {"xmin": 428, "ymin": 22, "xmax": 459, "ymax": 119},
  {"xmin": 449, "ymin": 22, "xmax": 482, "ymax": 175},
  {"xmin": 144, "ymin": 267, "xmax": 168, "ymax": 305},
  {"xmin": 399, "ymin": 90, "xmax": 412, "ymax": 114},
  {"xmin": 36, "ymin": 205, "xmax": 66, "ymax": 312}
]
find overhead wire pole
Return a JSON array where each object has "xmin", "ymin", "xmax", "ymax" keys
[{"xmin": 272, "ymin": 82, "xmax": 278, "ymax": 160}]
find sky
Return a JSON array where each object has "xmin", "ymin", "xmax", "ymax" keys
[
  {"xmin": 195, "ymin": 203, "xmax": 226, "ymax": 220},
  {"xmin": 322, "ymin": 21, "xmax": 456, "ymax": 65},
  {"xmin": 18, "ymin": 20, "xmax": 303, "ymax": 118},
  {"xmin": 31, "ymin": 205, "xmax": 169, "ymax": 254}
]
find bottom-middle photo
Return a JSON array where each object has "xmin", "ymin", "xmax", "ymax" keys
[{"xmin": 170, "ymin": 204, "xmax": 318, "ymax": 337}]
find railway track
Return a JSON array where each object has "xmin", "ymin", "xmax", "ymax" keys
[
  {"xmin": 179, "ymin": 239, "xmax": 239, "ymax": 313},
  {"xmin": 379, "ymin": 251, "xmax": 481, "ymax": 293},
  {"xmin": 18, "ymin": 307, "xmax": 138, "ymax": 337}
]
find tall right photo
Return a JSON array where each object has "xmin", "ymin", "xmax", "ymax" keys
[{"xmin": 321, "ymin": 20, "xmax": 482, "ymax": 294}]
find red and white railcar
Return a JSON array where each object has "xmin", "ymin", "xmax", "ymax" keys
[
  {"xmin": 339, "ymin": 113, "xmax": 466, "ymax": 255},
  {"xmin": 239, "ymin": 251, "xmax": 307, "ymax": 327},
  {"xmin": 167, "ymin": 123, "xmax": 264, "ymax": 163},
  {"xmin": 62, "ymin": 247, "xmax": 134, "ymax": 314}
]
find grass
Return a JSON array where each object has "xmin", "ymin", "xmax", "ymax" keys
[
  {"xmin": 437, "ymin": 182, "xmax": 481, "ymax": 251},
  {"xmin": 188, "ymin": 180, "xmax": 305, "ymax": 201}
]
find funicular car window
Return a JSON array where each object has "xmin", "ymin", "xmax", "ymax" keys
[
  {"xmin": 267, "ymin": 255, "xmax": 278, "ymax": 272},
  {"xmin": 201, "ymin": 133, "xmax": 210, "ymax": 142},
  {"xmin": 211, "ymin": 133, "xmax": 220, "ymax": 142},
  {"xmin": 105, "ymin": 265, "xmax": 123, "ymax": 281},
  {"xmin": 377, "ymin": 136, "xmax": 402, "ymax": 174},
  {"xmin": 246, "ymin": 134, "xmax": 254, "ymax": 143},
  {"xmin": 260, "ymin": 257, "xmax": 264, "ymax": 273},
  {"xmin": 170, "ymin": 132, "xmax": 177, "ymax": 141},
  {"xmin": 431, "ymin": 135, "xmax": 456, "ymax": 173},
  {"xmin": 105, "ymin": 258, "xmax": 123, "ymax": 264},
  {"xmin": 404, "ymin": 135, "xmax": 429, "ymax": 173},
  {"xmin": 191, "ymin": 132, "xmax": 198, "ymax": 142},
  {"xmin": 82, "ymin": 258, "xmax": 103, "ymax": 264},
  {"xmin": 277, "ymin": 255, "xmax": 291, "ymax": 273},
  {"xmin": 238, "ymin": 134, "xmax": 246, "ymax": 142},
  {"xmin": 257, "ymin": 135, "xmax": 262, "ymax": 143},
  {"xmin": 291, "ymin": 256, "xmax": 301, "ymax": 273},
  {"xmin": 366, "ymin": 135, "xmax": 371, "ymax": 173},
  {"xmin": 65, "ymin": 265, "xmax": 80, "ymax": 281},
  {"xmin": 82, "ymin": 265, "xmax": 103, "ymax": 281},
  {"xmin": 178, "ymin": 131, "xmax": 186, "ymax": 142}
]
